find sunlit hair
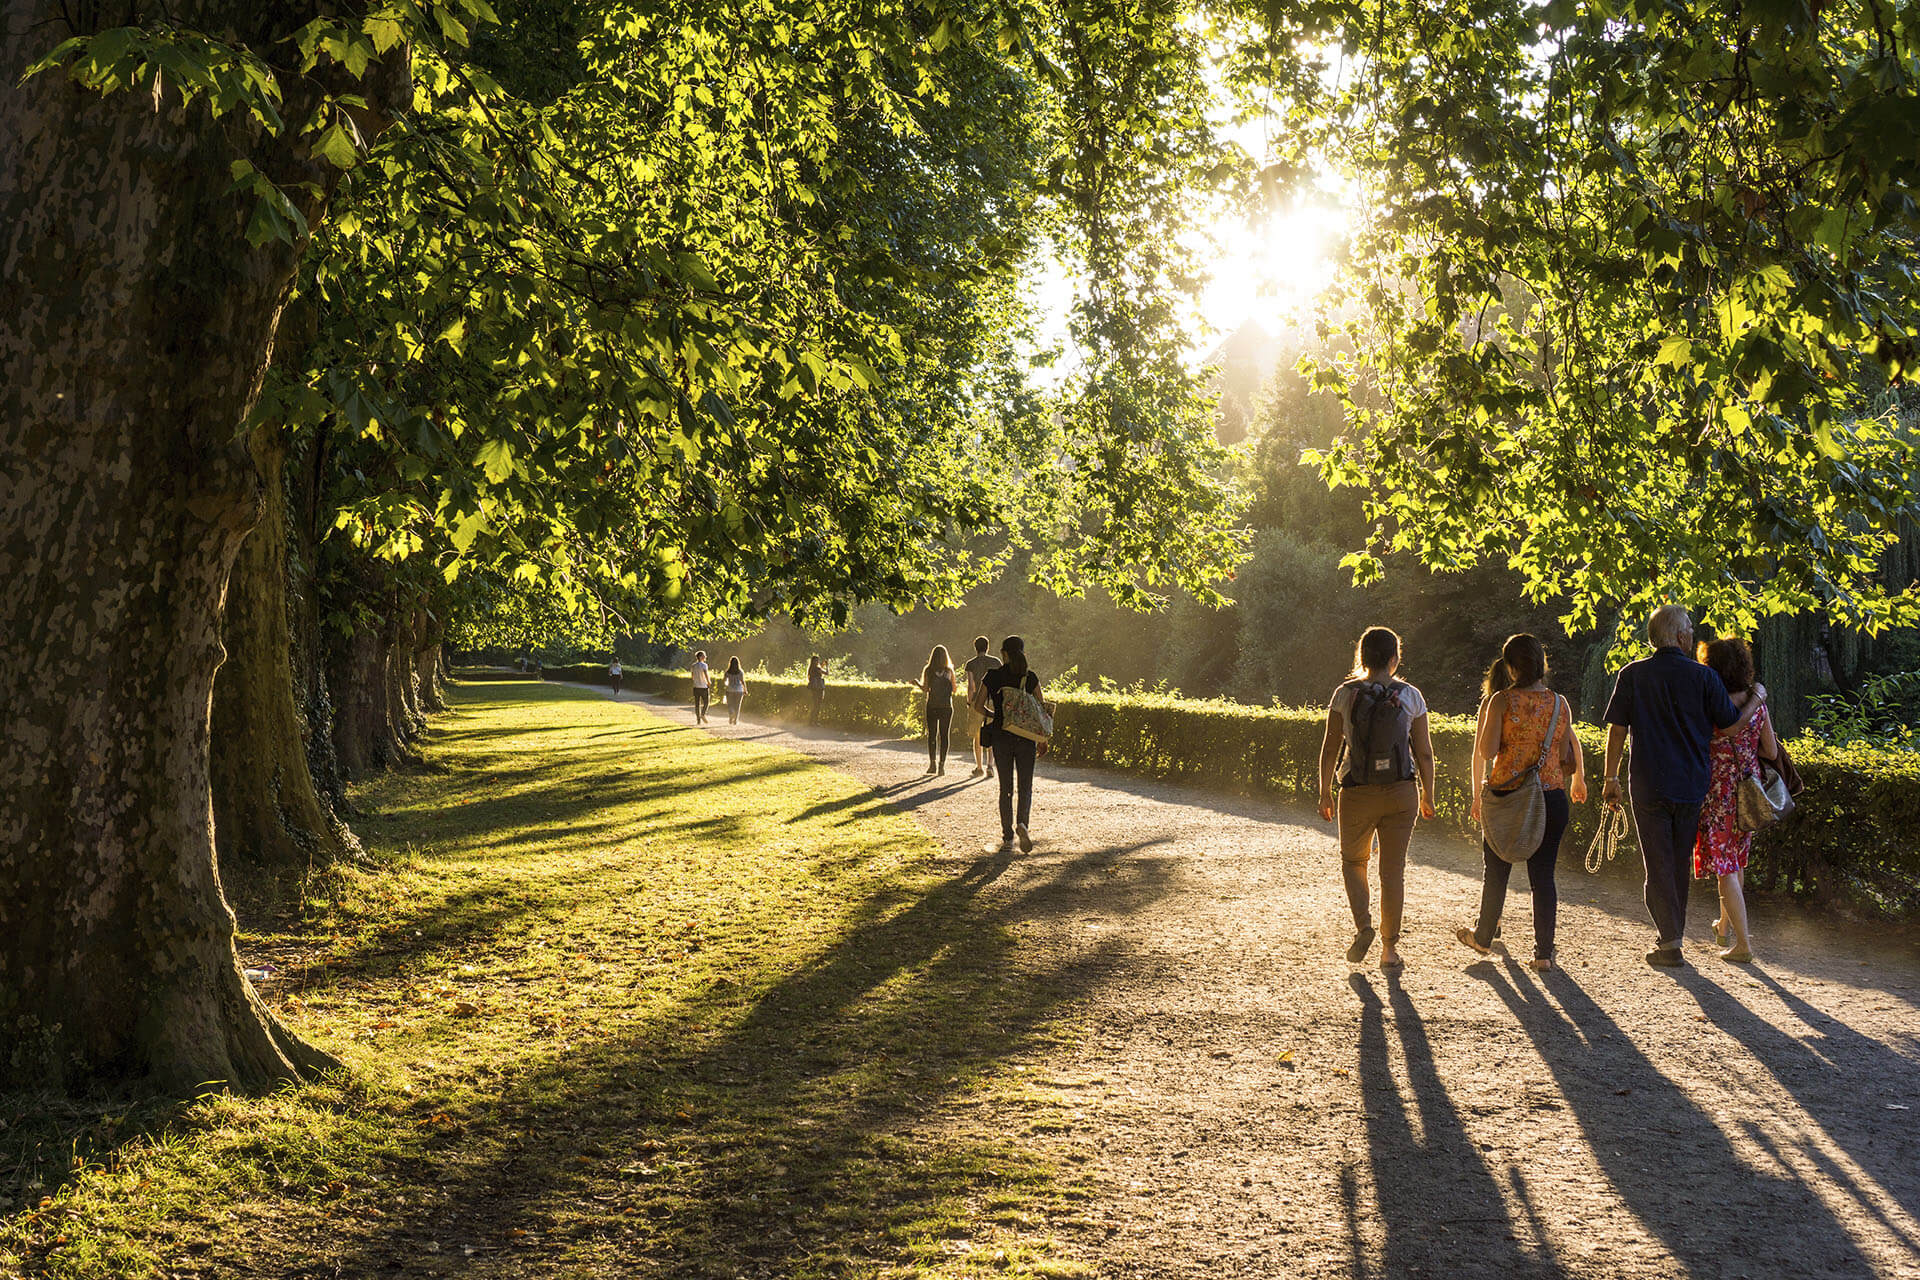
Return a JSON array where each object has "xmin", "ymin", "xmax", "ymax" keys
[
  {"xmin": 974, "ymin": 635, "xmax": 991, "ymax": 653},
  {"xmin": 922, "ymin": 644, "xmax": 952, "ymax": 688},
  {"xmin": 1649, "ymin": 604, "xmax": 1692, "ymax": 648},
  {"xmin": 1501, "ymin": 633, "xmax": 1548, "ymax": 689},
  {"xmin": 1351, "ymin": 626, "xmax": 1401, "ymax": 679},
  {"xmin": 1000, "ymin": 635, "xmax": 1029, "ymax": 678},
  {"xmin": 1699, "ymin": 636, "xmax": 1755, "ymax": 694},
  {"xmin": 1480, "ymin": 655, "xmax": 1511, "ymax": 702},
  {"xmin": 726, "ymin": 656, "xmax": 742, "ymax": 674},
  {"xmin": 694, "ymin": 650, "xmax": 706, "ymax": 661}
]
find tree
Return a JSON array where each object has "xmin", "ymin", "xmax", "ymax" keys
[{"xmin": 1267, "ymin": 1, "xmax": 1920, "ymax": 644}]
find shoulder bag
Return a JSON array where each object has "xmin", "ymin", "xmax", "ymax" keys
[{"xmin": 1480, "ymin": 694, "xmax": 1562, "ymax": 864}]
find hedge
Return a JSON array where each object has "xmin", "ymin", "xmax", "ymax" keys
[{"xmin": 534, "ymin": 665, "xmax": 1920, "ymax": 917}]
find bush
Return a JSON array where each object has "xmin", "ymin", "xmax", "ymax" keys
[{"xmin": 533, "ymin": 666, "xmax": 1920, "ymax": 917}]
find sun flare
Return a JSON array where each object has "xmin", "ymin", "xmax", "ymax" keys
[{"xmin": 1199, "ymin": 200, "xmax": 1349, "ymax": 337}]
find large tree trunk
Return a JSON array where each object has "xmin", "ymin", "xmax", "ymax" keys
[
  {"xmin": 0, "ymin": 3, "xmax": 396, "ymax": 1092},
  {"xmin": 210, "ymin": 425, "xmax": 360, "ymax": 870},
  {"xmin": 330, "ymin": 616, "xmax": 418, "ymax": 777}
]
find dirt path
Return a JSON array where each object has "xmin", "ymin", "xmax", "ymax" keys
[{"xmin": 608, "ymin": 689, "xmax": 1920, "ymax": 1279}]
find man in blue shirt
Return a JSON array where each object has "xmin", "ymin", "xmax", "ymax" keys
[{"xmin": 1602, "ymin": 605, "xmax": 1763, "ymax": 967}]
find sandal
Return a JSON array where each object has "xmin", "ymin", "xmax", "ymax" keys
[
  {"xmin": 1712, "ymin": 919, "xmax": 1728, "ymax": 949},
  {"xmin": 1380, "ymin": 950, "xmax": 1404, "ymax": 968},
  {"xmin": 1529, "ymin": 952, "xmax": 1556, "ymax": 972},
  {"xmin": 1454, "ymin": 927, "xmax": 1492, "ymax": 957},
  {"xmin": 1346, "ymin": 927, "xmax": 1376, "ymax": 964}
]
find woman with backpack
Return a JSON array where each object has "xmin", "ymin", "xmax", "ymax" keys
[
  {"xmin": 975, "ymin": 635, "xmax": 1045, "ymax": 853},
  {"xmin": 722, "ymin": 657, "xmax": 747, "ymax": 725},
  {"xmin": 1316, "ymin": 626, "xmax": 1437, "ymax": 967},
  {"xmin": 910, "ymin": 645, "xmax": 957, "ymax": 775},
  {"xmin": 1455, "ymin": 634, "xmax": 1586, "ymax": 971}
]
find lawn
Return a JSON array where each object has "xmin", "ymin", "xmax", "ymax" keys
[{"xmin": 1, "ymin": 682, "xmax": 1095, "ymax": 1278}]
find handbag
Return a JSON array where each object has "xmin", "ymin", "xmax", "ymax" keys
[
  {"xmin": 1768, "ymin": 740, "xmax": 1804, "ymax": 797},
  {"xmin": 1480, "ymin": 693, "xmax": 1562, "ymax": 865},
  {"xmin": 1737, "ymin": 767, "xmax": 1792, "ymax": 831},
  {"xmin": 999, "ymin": 682, "xmax": 1055, "ymax": 743}
]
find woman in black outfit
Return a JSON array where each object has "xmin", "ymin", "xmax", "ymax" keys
[
  {"xmin": 976, "ymin": 635, "xmax": 1043, "ymax": 852},
  {"xmin": 912, "ymin": 646, "xmax": 956, "ymax": 775}
]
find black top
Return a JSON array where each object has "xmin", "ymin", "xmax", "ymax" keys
[
  {"xmin": 1602, "ymin": 646, "xmax": 1740, "ymax": 805},
  {"xmin": 981, "ymin": 665, "xmax": 1039, "ymax": 740},
  {"xmin": 923, "ymin": 669, "xmax": 955, "ymax": 709}
]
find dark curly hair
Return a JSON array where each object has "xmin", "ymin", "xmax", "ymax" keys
[{"xmin": 1699, "ymin": 636, "xmax": 1755, "ymax": 695}]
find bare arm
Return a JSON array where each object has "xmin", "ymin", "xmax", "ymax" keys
[
  {"xmin": 1757, "ymin": 707, "xmax": 1780, "ymax": 763},
  {"xmin": 1470, "ymin": 694, "xmax": 1505, "ymax": 821},
  {"xmin": 1411, "ymin": 713, "xmax": 1438, "ymax": 819},
  {"xmin": 1317, "ymin": 710, "xmax": 1343, "ymax": 820},
  {"xmin": 1563, "ymin": 699, "xmax": 1588, "ymax": 803}
]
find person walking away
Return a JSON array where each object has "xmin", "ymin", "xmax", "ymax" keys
[
  {"xmin": 977, "ymin": 636, "xmax": 1044, "ymax": 852},
  {"xmin": 807, "ymin": 656, "xmax": 828, "ymax": 726},
  {"xmin": 690, "ymin": 651, "xmax": 712, "ymax": 725},
  {"xmin": 1456, "ymin": 634, "xmax": 1586, "ymax": 971},
  {"xmin": 1695, "ymin": 637, "xmax": 1778, "ymax": 963},
  {"xmin": 609, "ymin": 657, "xmax": 623, "ymax": 700},
  {"xmin": 962, "ymin": 636, "xmax": 1002, "ymax": 780},
  {"xmin": 723, "ymin": 657, "xmax": 747, "ymax": 725},
  {"xmin": 1601, "ymin": 605, "xmax": 1764, "ymax": 967},
  {"xmin": 911, "ymin": 645, "xmax": 957, "ymax": 775},
  {"xmin": 1316, "ymin": 626, "xmax": 1437, "ymax": 968}
]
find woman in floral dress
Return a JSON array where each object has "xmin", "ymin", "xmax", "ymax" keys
[{"xmin": 1696, "ymin": 638, "xmax": 1779, "ymax": 964}]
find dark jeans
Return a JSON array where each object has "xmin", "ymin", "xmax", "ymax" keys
[
  {"xmin": 925, "ymin": 705, "xmax": 952, "ymax": 768},
  {"xmin": 1631, "ymin": 795, "xmax": 1703, "ymax": 946},
  {"xmin": 692, "ymin": 687, "xmax": 710, "ymax": 721},
  {"xmin": 991, "ymin": 733, "xmax": 1038, "ymax": 838},
  {"xmin": 1474, "ymin": 788, "xmax": 1569, "ymax": 960}
]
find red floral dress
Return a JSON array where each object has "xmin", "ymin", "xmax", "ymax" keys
[{"xmin": 1695, "ymin": 703, "xmax": 1769, "ymax": 878}]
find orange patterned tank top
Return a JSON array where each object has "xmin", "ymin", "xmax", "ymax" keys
[{"xmin": 1492, "ymin": 689, "xmax": 1570, "ymax": 790}]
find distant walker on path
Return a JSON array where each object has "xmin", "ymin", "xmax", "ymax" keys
[
  {"xmin": 1601, "ymin": 605, "xmax": 1763, "ymax": 968},
  {"xmin": 609, "ymin": 658, "xmax": 623, "ymax": 700},
  {"xmin": 807, "ymin": 656, "xmax": 828, "ymax": 726},
  {"xmin": 912, "ymin": 645, "xmax": 957, "ymax": 776},
  {"xmin": 690, "ymin": 651, "xmax": 712, "ymax": 725},
  {"xmin": 723, "ymin": 657, "xmax": 747, "ymax": 725},
  {"xmin": 962, "ymin": 637, "xmax": 1001, "ymax": 780},
  {"xmin": 976, "ymin": 636, "xmax": 1045, "ymax": 853}
]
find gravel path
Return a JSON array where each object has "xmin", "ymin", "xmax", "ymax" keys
[{"xmin": 609, "ymin": 688, "xmax": 1920, "ymax": 1279}]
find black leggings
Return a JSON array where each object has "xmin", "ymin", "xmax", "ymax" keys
[
  {"xmin": 1473, "ymin": 788, "xmax": 1569, "ymax": 960},
  {"xmin": 925, "ymin": 706, "xmax": 952, "ymax": 768},
  {"xmin": 992, "ymin": 733, "xmax": 1038, "ymax": 838}
]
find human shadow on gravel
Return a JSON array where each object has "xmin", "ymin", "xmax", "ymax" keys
[
  {"xmin": 1349, "ymin": 972, "xmax": 1554, "ymax": 1278},
  {"xmin": 1475, "ymin": 963, "xmax": 1880, "ymax": 1276},
  {"xmin": 1686, "ymin": 966, "xmax": 1920, "ymax": 1226},
  {"xmin": 319, "ymin": 843, "xmax": 1176, "ymax": 1279}
]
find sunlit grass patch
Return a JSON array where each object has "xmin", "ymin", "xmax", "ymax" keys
[{"xmin": 1, "ymin": 682, "xmax": 1091, "ymax": 1278}]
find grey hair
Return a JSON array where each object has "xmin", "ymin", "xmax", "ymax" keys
[{"xmin": 1648, "ymin": 604, "xmax": 1692, "ymax": 648}]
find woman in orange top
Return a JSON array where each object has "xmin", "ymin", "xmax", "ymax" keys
[{"xmin": 1457, "ymin": 634, "xmax": 1588, "ymax": 970}]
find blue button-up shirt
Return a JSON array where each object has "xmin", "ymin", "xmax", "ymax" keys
[{"xmin": 1602, "ymin": 646, "xmax": 1740, "ymax": 806}]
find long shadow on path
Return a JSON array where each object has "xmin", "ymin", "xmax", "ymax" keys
[
  {"xmin": 1349, "ymin": 972, "xmax": 1557, "ymax": 1278},
  {"xmin": 1473, "ymin": 962, "xmax": 1883, "ymax": 1278}
]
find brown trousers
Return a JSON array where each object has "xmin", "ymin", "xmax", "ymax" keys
[{"xmin": 1336, "ymin": 781, "xmax": 1419, "ymax": 943}]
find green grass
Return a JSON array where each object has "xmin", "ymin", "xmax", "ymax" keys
[{"xmin": 0, "ymin": 683, "xmax": 1096, "ymax": 1278}]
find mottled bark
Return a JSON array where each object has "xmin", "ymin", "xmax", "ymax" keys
[
  {"xmin": 391, "ymin": 609, "xmax": 425, "ymax": 739},
  {"xmin": 330, "ymin": 620, "xmax": 416, "ymax": 777},
  {"xmin": 417, "ymin": 635, "xmax": 448, "ymax": 713},
  {"xmin": 0, "ymin": 3, "xmax": 398, "ymax": 1091},
  {"xmin": 210, "ymin": 426, "xmax": 360, "ymax": 869}
]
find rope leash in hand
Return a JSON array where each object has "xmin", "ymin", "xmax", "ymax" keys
[{"xmin": 1585, "ymin": 804, "xmax": 1629, "ymax": 874}]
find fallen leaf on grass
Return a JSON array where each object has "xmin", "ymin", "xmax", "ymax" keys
[{"xmin": 453, "ymin": 1001, "xmax": 480, "ymax": 1017}]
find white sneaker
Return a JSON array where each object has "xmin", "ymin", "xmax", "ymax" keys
[{"xmin": 1016, "ymin": 824, "xmax": 1033, "ymax": 853}]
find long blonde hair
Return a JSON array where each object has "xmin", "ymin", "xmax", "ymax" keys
[{"xmin": 922, "ymin": 644, "xmax": 952, "ymax": 688}]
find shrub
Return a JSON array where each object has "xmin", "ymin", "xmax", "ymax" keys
[{"xmin": 535, "ymin": 666, "xmax": 1919, "ymax": 916}]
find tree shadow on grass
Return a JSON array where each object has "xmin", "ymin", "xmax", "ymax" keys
[
  {"xmin": 1470, "ymin": 961, "xmax": 1883, "ymax": 1276},
  {"xmin": 312, "ymin": 841, "xmax": 1177, "ymax": 1279},
  {"xmin": 1347, "ymin": 971, "xmax": 1556, "ymax": 1278}
]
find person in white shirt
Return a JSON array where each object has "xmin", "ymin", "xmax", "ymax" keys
[
  {"xmin": 609, "ymin": 658, "xmax": 623, "ymax": 700},
  {"xmin": 690, "ymin": 651, "xmax": 711, "ymax": 724}
]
